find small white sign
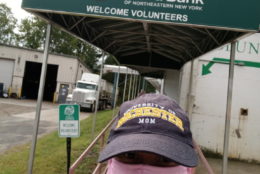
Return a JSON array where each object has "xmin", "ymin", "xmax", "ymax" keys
[{"xmin": 59, "ymin": 120, "xmax": 79, "ymax": 137}]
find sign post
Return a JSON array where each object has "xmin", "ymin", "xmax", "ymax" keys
[
  {"xmin": 66, "ymin": 137, "xmax": 71, "ymax": 174},
  {"xmin": 28, "ymin": 24, "xmax": 51, "ymax": 174},
  {"xmin": 59, "ymin": 104, "xmax": 80, "ymax": 174}
]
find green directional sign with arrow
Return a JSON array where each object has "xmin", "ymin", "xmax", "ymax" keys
[{"xmin": 202, "ymin": 58, "xmax": 260, "ymax": 76}]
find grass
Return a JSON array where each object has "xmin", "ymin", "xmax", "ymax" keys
[{"xmin": 0, "ymin": 110, "xmax": 114, "ymax": 174}]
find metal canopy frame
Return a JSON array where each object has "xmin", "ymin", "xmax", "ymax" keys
[
  {"xmin": 23, "ymin": 4, "xmax": 259, "ymax": 174},
  {"xmin": 24, "ymin": 10, "xmax": 248, "ymax": 78}
]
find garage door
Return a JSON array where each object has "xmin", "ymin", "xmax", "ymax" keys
[{"xmin": 0, "ymin": 58, "xmax": 15, "ymax": 91}]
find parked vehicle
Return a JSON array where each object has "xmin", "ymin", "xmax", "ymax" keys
[{"xmin": 67, "ymin": 73, "xmax": 113, "ymax": 112}]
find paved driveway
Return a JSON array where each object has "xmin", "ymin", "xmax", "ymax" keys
[{"xmin": 0, "ymin": 98, "xmax": 90, "ymax": 153}]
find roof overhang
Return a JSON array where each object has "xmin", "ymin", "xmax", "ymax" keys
[
  {"xmin": 103, "ymin": 65, "xmax": 139, "ymax": 75},
  {"xmin": 22, "ymin": 0, "xmax": 260, "ymax": 77}
]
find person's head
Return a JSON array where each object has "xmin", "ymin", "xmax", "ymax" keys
[{"xmin": 99, "ymin": 93, "xmax": 198, "ymax": 173}]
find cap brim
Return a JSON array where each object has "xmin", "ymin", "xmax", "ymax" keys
[{"xmin": 98, "ymin": 133, "xmax": 198, "ymax": 167}]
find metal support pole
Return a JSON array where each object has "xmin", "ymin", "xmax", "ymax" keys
[
  {"xmin": 66, "ymin": 138, "xmax": 71, "ymax": 174},
  {"xmin": 28, "ymin": 24, "xmax": 52, "ymax": 174},
  {"xmin": 222, "ymin": 41, "xmax": 236, "ymax": 174},
  {"xmin": 133, "ymin": 75, "xmax": 137, "ymax": 98},
  {"xmin": 113, "ymin": 66, "xmax": 120, "ymax": 111},
  {"xmin": 130, "ymin": 74, "xmax": 134, "ymax": 99},
  {"xmin": 136, "ymin": 75, "xmax": 140, "ymax": 97},
  {"xmin": 142, "ymin": 77, "xmax": 145, "ymax": 90},
  {"xmin": 135, "ymin": 75, "xmax": 141, "ymax": 97},
  {"xmin": 91, "ymin": 54, "xmax": 105, "ymax": 139},
  {"xmin": 187, "ymin": 59, "xmax": 195, "ymax": 121},
  {"xmin": 160, "ymin": 78, "xmax": 164, "ymax": 94},
  {"xmin": 131, "ymin": 75, "xmax": 136, "ymax": 99},
  {"xmin": 134, "ymin": 75, "xmax": 138, "ymax": 99},
  {"xmin": 144, "ymin": 79, "xmax": 147, "ymax": 91},
  {"xmin": 112, "ymin": 73, "xmax": 118, "ymax": 107},
  {"xmin": 136, "ymin": 75, "xmax": 140, "ymax": 96},
  {"xmin": 137, "ymin": 75, "xmax": 141, "ymax": 95},
  {"xmin": 128, "ymin": 71, "xmax": 133, "ymax": 101},
  {"xmin": 122, "ymin": 68, "xmax": 128, "ymax": 102}
]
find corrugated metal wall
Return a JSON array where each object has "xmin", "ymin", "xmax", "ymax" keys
[{"xmin": 177, "ymin": 33, "xmax": 260, "ymax": 162}]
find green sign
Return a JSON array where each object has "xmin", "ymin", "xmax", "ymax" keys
[
  {"xmin": 22, "ymin": 0, "xmax": 260, "ymax": 31},
  {"xmin": 59, "ymin": 104, "xmax": 80, "ymax": 137},
  {"xmin": 202, "ymin": 57, "xmax": 260, "ymax": 76}
]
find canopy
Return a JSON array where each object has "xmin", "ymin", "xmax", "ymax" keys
[
  {"xmin": 22, "ymin": 0, "xmax": 259, "ymax": 77},
  {"xmin": 22, "ymin": 1, "xmax": 260, "ymax": 174},
  {"xmin": 103, "ymin": 65, "xmax": 139, "ymax": 75}
]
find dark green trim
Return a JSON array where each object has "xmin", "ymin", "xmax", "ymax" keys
[{"xmin": 202, "ymin": 57, "xmax": 260, "ymax": 76}]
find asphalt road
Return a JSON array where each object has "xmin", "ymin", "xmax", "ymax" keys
[{"xmin": 0, "ymin": 98, "xmax": 90, "ymax": 154}]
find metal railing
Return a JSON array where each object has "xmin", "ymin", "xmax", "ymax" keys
[
  {"xmin": 69, "ymin": 116, "xmax": 117, "ymax": 174},
  {"xmin": 193, "ymin": 140, "xmax": 215, "ymax": 174}
]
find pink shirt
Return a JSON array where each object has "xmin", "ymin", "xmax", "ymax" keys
[{"xmin": 107, "ymin": 158, "xmax": 194, "ymax": 174}]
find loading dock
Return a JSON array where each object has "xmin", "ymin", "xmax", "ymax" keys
[{"xmin": 22, "ymin": 61, "xmax": 58, "ymax": 101}]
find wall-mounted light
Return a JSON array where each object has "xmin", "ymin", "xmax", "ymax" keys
[{"xmin": 34, "ymin": 55, "xmax": 38, "ymax": 59}]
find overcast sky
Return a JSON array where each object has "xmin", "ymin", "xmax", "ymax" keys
[{"xmin": 0, "ymin": 0, "xmax": 31, "ymax": 22}]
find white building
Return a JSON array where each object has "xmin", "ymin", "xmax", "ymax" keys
[
  {"xmin": 0, "ymin": 44, "xmax": 91, "ymax": 102},
  {"xmin": 163, "ymin": 33, "xmax": 260, "ymax": 162}
]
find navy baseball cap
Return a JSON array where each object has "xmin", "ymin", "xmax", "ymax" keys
[{"xmin": 98, "ymin": 93, "xmax": 198, "ymax": 167}]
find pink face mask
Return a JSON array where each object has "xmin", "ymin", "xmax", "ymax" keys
[{"xmin": 107, "ymin": 158, "xmax": 193, "ymax": 174}]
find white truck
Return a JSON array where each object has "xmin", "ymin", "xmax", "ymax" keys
[{"xmin": 67, "ymin": 73, "xmax": 113, "ymax": 112}]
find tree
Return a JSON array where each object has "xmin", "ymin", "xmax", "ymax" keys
[
  {"xmin": 0, "ymin": 3, "xmax": 17, "ymax": 45},
  {"xmin": 18, "ymin": 16, "xmax": 46, "ymax": 49},
  {"xmin": 76, "ymin": 43, "xmax": 99, "ymax": 71},
  {"xmin": 50, "ymin": 27, "xmax": 79, "ymax": 55},
  {"xmin": 18, "ymin": 16, "xmax": 99, "ymax": 71}
]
